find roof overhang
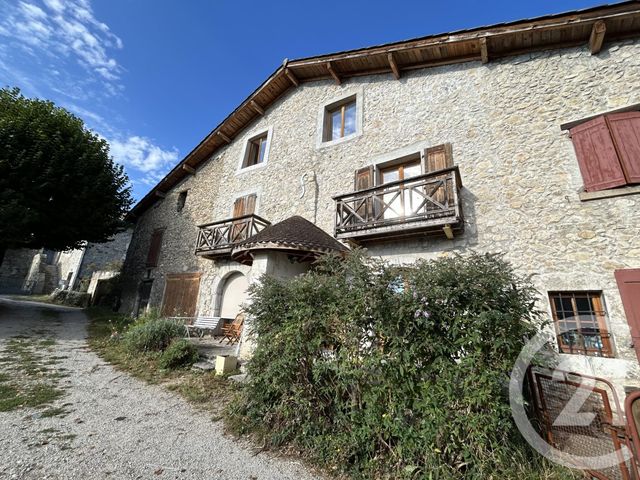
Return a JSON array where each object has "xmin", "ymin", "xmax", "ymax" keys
[{"xmin": 128, "ymin": 1, "xmax": 640, "ymax": 218}]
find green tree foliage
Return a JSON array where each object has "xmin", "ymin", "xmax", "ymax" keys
[
  {"xmin": 229, "ymin": 252, "xmax": 572, "ymax": 479},
  {"xmin": 0, "ymin": 87, "xmax": 132, "ymax": 259}
]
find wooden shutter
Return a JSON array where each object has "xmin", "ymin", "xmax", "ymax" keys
[
  {"xmin": 354, "ymin": 166, "xmax": 374, "ymax": 191},
  {"xmin": 424, "ymin": 143, "xmax": 453, "ymax": 173},
  {"xmin": 161, "ymin": 273, "xmax": 201, "ymax": 317},
  {"xmin": 424, "ymin": 144, "xmax": 453, "ymax": 205},
  {"xmin": 244, "ymin": 193, "xmax": 257, "ymax": 215},
  {"xmin": 569, "ymin": 117, "xmax": 627, "ymax": 192},
  {"xmin": 232, "ymin": 194, "xmax": 257, "ymax": 240},
  {"xmin": 607, "ymin": 112, "xmax": 640, "ymax": 184},
  {"xmin": 146, "ymin": 229, "xmax": 164, "ymax": 267},
  {"xmin": 615, "ymin": 269, "xmax": 640, "ymax": 363}
]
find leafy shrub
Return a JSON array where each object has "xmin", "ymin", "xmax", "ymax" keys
[
  {"xmin": 50, "ymin": 288, "xmax": 90, "ymax": 307},
  {"xmin": 228, "ymin": 251, "xmax": 565, "ymax": 479},
  {"xmin": 159, "ymin": 339, "xmax": 200, "ymax": 370},
  {"xmin": 122, "ymin": 318, "xmax": 186, "ymax": 353}
]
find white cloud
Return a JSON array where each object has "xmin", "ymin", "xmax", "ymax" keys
[
  {"xmin": 109, "ymin": 136, "xmax": 179, "ymax": 186},
  {"xmin": 0, "ymin": 0, "xmax": 123, "ymax": 85}
]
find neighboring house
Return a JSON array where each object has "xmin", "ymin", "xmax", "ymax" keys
[
  {"xmin": 0, "ymin": 229, "xmax": 133, "ymax": 295},
  {"xmin": 120, "ymin": 3, "xmax": 640, "ymax": 390}
]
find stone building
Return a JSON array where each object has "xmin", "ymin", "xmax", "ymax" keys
[
  {"xmin": 0, "ymin": 229, "xmax": 132, "ymax": 295},
  {"xmin": 120, "ymin": 3, "xmax": 640, "ymax": 389}
]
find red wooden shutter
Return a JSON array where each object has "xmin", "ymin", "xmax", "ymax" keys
[
  {"xmin": 615, "ymin": 269, "xmax": 640, "ymax": 363},
  {"xmin": 354, "ymin": 166, "xmax": 374, "ymax": 191},
  {"xmin": 146, "ymin": 229, "xmax": 164, "ymax": 267},
  {"xmin": 607, "ymin": 112, "xmax": 640, "ymax": 184},
  {"xmin": 569, "ymin": 117, "xmax": 627, "ymax": 192}
]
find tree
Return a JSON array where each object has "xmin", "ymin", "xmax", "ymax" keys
[{"xmin": 0, "ymin": 87, "xmax": 133, "ymax": 265}]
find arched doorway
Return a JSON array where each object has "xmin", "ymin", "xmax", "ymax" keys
[{"xmin": 219, "ymin": 272, "xmax": 249, "ymax": 320}]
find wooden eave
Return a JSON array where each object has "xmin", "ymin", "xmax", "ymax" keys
[{"xmin": 129, "ymin": 2, "xmax": 640, "ymax": 218}]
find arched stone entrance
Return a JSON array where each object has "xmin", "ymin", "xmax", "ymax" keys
[{"xmin": 218, "ymin": 271, "xmax": 249, "ymax": 319}]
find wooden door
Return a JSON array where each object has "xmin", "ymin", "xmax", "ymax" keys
[
  {"xmin": 161, "ymin": 273, "xmax": 201, "ymax": 317},
  {"xmin": 615, "ymin": 269, "xmax": 640, "ymax": 362}
]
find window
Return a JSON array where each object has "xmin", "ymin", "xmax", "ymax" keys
[
  {"xmin": 146, "ymin": 228, "xmax": 164, "ymax": 267},
  {"xmin": 549, "ymin": 291, "xmax": 613, "ymax": 357},
  {"xmin": 242, "ymin": 132, "xmax": 268, "ymax": 168},
  {"xmin": 570, "ymin": 112, "xmax": 640, "ymax": 192},
  {"xmin": 176, "ymin": 190, "xmax": 187, "ymax": 212},
  {"xmin": 324, "ymin": 97, "xmax": 357, "ymax": 142}
]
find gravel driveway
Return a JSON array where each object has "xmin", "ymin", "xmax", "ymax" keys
[{"xmin": 0, "ymin": 298, "xmax": 320, "ymax": 480}]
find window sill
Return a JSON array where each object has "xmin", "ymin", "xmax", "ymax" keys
[
  {"xmin": 236, "ymin": 162, "xmax": 268, "ymax": 175},
  {"xmin": 317, "ymin": 132, "xmax": 361, "ymax": 150},
  {"xmin": 579, "ymin": 184, "xmax": 640, "ymax": 202}
]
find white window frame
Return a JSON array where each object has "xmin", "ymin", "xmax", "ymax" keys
[
  {"xmin": 237, "ymin": 126, "xmax": 273, "ymax": 174},
  {"xmin": 316, "ymin": 87, "xmax": 364, "ymax": 149}
]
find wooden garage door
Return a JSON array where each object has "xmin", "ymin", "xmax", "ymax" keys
[{"xmin": 161, "ymin": 273, "xmax": 201, "ymax": 317}]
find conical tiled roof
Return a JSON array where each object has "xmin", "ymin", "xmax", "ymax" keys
[{"xmin": 231, "ymin": 215, "xmax": 349, "ymax": 265}]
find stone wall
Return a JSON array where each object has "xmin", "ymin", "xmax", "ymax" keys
[
  {"xmin": 76, "ymin": 229, "xmax": 132, "ymax": 291},
  {"xmin": 121, "ymin": 40, "xmax": 640, "ymax": 389},
  {"xmin": 0, "ymin": 249, "xmax": 39, "ymax": 293}
]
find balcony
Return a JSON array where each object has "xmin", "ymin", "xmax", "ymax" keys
[
  {"xmin": 334, "ymin": 166, "xmax": 463, "ymax": 242},
  {"xmin": 195, "ymin": 214, "xmax": 271, "ymax": 258}
]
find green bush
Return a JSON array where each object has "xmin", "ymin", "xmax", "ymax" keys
[
  {"xmin": 159, "ymin": 339, "xmax": 200, "ymax": 370},
  {"xmin": 122, "ymin": 318, "xmax": 186, "ymax": 353},
  {"xmin": 228, "ymin": 251, "xmax": 565, "ymax": 479},
  {"xmin": 50, "ymin": 288, "xmax": 90, "ymax": 307}
]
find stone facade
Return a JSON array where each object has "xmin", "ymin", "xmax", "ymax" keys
[{"xmin": 120, "ymin": 40, "xmax": 640, "ymax": 390}]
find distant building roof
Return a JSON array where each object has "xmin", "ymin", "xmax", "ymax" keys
[{"xmin": 231, "ymin": 215, "xmax": 349, "ymax": 265}]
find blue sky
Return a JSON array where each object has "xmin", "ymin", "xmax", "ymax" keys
[{"xmin": 0, "ymin": 0, "xmax": 610, "ymax": 201}]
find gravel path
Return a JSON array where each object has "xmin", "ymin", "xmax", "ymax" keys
[{"xmin": 0, "ymin": 298, "xmax": 320, "ymax": 480}]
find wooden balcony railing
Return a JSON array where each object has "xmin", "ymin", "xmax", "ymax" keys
[
  {"xmin": 195, "ymin": 214, "xmax": 270, "ymax": 258},
  {"xmin": 334, "ymin": 166, "xmax": 463, "ymax": 241}
]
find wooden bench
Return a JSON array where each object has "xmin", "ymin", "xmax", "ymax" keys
[{"xmin": 169, "ymin": 316, "xmax": 221, "ymax": 338}]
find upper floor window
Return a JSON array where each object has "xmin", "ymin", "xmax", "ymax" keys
[
  {"xmin": 325, "ymin": 97, "xmax": 357, "ymax": 142},
  {"xmin": 549, "ymin": 291, "xmax": 613, "ymax": 358},
  {"xmin": 569, "ymin": 112, "xmax": 640, "ymax": 192},
  {"xmin": 176, "ymin": 190, "xmax": 187, "ymax": 212},
  {"xmin": 239, "ymin": 128, "xmax": 272, "ymax": 171},
  {"xmin": 146, "ymin": 228, "xmax": 164, "ymax": 267}
]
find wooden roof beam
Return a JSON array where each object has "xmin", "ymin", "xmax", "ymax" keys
[
  {"xmin": 155, "ymin": 191, "xmax": 167, "ymax": 199},
  {"xmin": 326, "ymin": 61, "xmax": 341, "ymax": 85},
  {"xmin": 216, "ymin": 131, "xmax": 231, "ymax": 143},
  {"xmin": 479, "ymin": 37, "xmax": 489, "ymax": 64},
  {"xmin": 589, "ymin": 20, "xmax": 607, "ymax": 54},
  {"xmin": 387, "ymin": 52, "xmax": 401, "ymax": 79},
  {"xmin": 250, "ymin": 100, "xmax": 265, "ymax": 115},
  {"xmin": 182, "ymin": 164, "xmax": 196, "ymax": 174},
  {"xmin": 282, "ymin": 59, "xmax": 299, "ymax": 87}
]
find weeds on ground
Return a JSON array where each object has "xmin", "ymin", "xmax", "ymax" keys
[
  {"xmin": 0, "ymin": 336, "xmax": 66, "ymax": 412},
  {"xmin": 86, "ymin": 307, "xmax": 237, "ymax": 416}
]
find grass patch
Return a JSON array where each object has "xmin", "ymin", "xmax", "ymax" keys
[
  {"xmin": 41, "ymin": 406, "xmax": 70, "ymax": 418},
  {"xmin": 86, "ymin": 307, "xmax": 237, "ymax": 416},
  {"xmin": 0, "ymin": 334, "xmax": 67, "ymax": 413}
]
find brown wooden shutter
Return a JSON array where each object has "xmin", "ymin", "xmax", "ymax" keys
[
  {"xmin": 354, "ymin": 166, "xmax": 374, "ymax": 191},
  {"xmin": 424, "ymin": 144, "xmax": 453, "ymax": 205},
  {"xmin": 607, "ymin": 112, "xmax": 640, "ymax": 184},
  {"xmin": 232, "ymin": 196, "xmax": 246, "ymax": 218},
  {"xmin": 146, "ymin": 229, "xmax": 164, "ymax": 267},
  {"xmin": 569, "ymin": 117, "xmax": 627, "ymax": 192},
  {"xmin": 615, "ymin": 269, "xmax": 640, "ymax": 363},
  {"xmin": 424, "ymin": 143, "xmax": 453, "ymax": 173},
  {"xmin": 244, "ymin": 193, "xmax": 257, "ymax": 215}
]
